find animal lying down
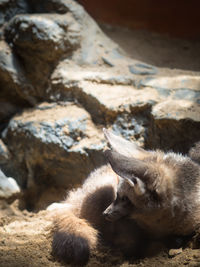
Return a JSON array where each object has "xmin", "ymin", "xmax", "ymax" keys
[{"xmin": 48, "ymin": 129, "xmax": 200, "ymax": 265}]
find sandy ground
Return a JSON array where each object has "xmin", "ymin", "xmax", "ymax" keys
[{"xmin": 0, "ymin": 200, "xmax": 200, "ymax": 267}]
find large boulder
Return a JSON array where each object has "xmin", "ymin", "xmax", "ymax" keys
[
  {"xmin": 2, "ymin": 102, "xmax": 105, "ymax": 190},
  {"xmin": 4, "ymin": 13, "xmax": 81, "ymax": 98}
]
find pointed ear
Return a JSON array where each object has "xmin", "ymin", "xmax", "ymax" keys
[
  {"xmin": 104, "ymin": 150, "xmax": 149, "ymax": 181},
  {"xmin": 103, "ymin": 128, "xmax": 149, "ymax": 159},
  {"xmin": 134, "ymin": 178, "xmax": 146, "ymax": 195},
  {"xmin": 124, "ymin": 177, "xmax": 135, "ymax": 187}
]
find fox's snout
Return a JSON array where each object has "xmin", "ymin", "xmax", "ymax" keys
[
  {"xmin": 103, "ymin": 204, "xmax": 122, "ymax": 222},
  {"xmin": 103, "ymin": 199, "xmax": 131, "ymax": 222}
]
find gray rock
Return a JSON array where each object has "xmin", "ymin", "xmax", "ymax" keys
[
  {"xmin": 0, "ymin": 40, "xmax": 34, "ymax": 119},
  {"xmin": 2, "ymin": 103, "xmax": 106, "ymax": 199},
  {"xmin": 138, "ymin": 75, "xmax": 200, "ymax": 90},
  {"xmin": 0, "ymin": 168, "xmax": 20, "ymax": 199},
  {"xmin": 4, "ymin": 13, "xmax": 80, "ymax": 97},
  {"xmin": 50, "ymin": 64, "xmax": 160, "ymax": 124},
  {"xmin": 102, "ymin": 56, "xmax": 115, "ymax": 67},
  {"xmin": 147, "ymin": 100, "xmax": 200, "ymax": 153},
  {"xmin": 129, "ymin": 63, "xmax": 158, "ymax": 75},
  {"xmin": 0, "ymin": 0, "xmax": 29, "ymax": 33},
  {"xmin": 172, "ymin": 88, "xmax": 200, "ymax": 101},
  {"xmin": 2, "ymin": 0, "xmax": 122, "ymax": 103},
  {"xmin": 154, "ymin": 87, "xmax": 171, "ymax": 97}
]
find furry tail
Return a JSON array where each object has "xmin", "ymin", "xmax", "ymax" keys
[{"xmin": 52, "ymin": 210, "xmax": 98, "ymax": 265}]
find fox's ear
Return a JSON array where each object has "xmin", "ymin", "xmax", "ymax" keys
[
  {"xmin": 104, "ymin": 150, "xmax": 148, "ymax": 181},
  {"xmin": 103, "ymin": 128, "xmax": 149, "ymax": 159}
]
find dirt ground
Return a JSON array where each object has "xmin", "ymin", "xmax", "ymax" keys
[
  {"xmin": 1, "ymin": 28, "xmax": 200, "ymax": 267},
  {"xmin": 1, "ymin": 200, "xmax": 200, "ymax": 267}
]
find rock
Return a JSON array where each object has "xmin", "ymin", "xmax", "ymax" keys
[
  {"xmin": 147, "ymin": 100, "xmax": 200, "ymax": 153},
  {"xmin": 0, "ymin": 40, "xmax": 34, "ymax": 107},
  {"xmin": 75, "ymin": 81, "xmax": 158, "ymax": 121},
  {"xmin": 4, "ymin": 13, "xmax": 80, "ymax": 98},
  {"xmin": 129, "ymin": 63, "xmax": 158, "ymax": 75},
  {"xmin": 2, "ymin": 102, "xmax": 106, "ymax": 193},
  {"xmin": 188, "ymin": 229, "xmax": 200, "ymax": 249},
  {"xmin": 51, "ymin": 64, "xmax": 160, "ymax": 123},
  {"xmin": 102, "ymin": 56, "xmax": 115, "ymax": 67},
  {"xmin": 2, "ymin": 0, "xmax": 123, "ymax": 103},
  {"xmin": 138, "ymin": 75, "xmax": 200, "ymax": 91},
  {"xmin": 0, "ymin": 169, "xmax": 20, "ymax": 199},
  {"xmin": 0, "ymin": 102, "xmax": 19, "ymax": 132},
  {"xmin": 36, "ymin": 0, "xmax": 123, "ymax": 66},
  {"xmin": 0, "ymin": 0, "xmax": 29, "ymax": 36},
  {"xmin": 112, "ymin": 113, "xmax": 149, "ymax": 147},
  {"xmin": 168, "ymin": 248, "xmax": 183, "ymax": 258},
  {"xmin": 173, "ymin": 88, "xmax": 200, "ymax": 101},
  {"xmin": 0, "ymin": 139, "xmax": 10, "ymax": 164},
  {"xmin": 152, "ymin": 100, "xmax": 200, "ymax": 121},
  {"xmin": 50, "ymin": 65, "xmax": 160, "ymax": 146}
]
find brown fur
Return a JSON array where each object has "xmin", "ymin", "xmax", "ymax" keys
[{"xmin": 53, "ymin": 211, "xmax": 98, "ymax": 248}]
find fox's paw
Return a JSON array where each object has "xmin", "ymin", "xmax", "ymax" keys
[{"xmin": 52, "ymin": 231, "xmax": 90, "ymax": 266}]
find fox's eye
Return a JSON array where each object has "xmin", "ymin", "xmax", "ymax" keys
[{"xmin": 121, "ymin": 196, "xmax": 129, "ymax": 202}]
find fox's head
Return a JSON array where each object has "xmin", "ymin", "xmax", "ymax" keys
[{"xmin": 102, "ymin": 129, "xmax": 200, "ymax": 235}]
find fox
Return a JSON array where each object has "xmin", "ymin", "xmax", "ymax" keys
[{"xmin": 49, "ymin": 128, "xmax": 200, "ymax": 265}]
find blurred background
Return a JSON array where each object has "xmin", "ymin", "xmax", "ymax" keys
[{"xmin": 79, "ymin": 0, "xmax": 200, "ymax": 38}]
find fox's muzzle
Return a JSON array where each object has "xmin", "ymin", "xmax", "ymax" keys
[
  {"xmin": 103, "ymin": 204, "xmax": 123, "ymax": 222},
  {"xmin": 103, "ymin": 200, "xmax": 131, "ymax": 222}
]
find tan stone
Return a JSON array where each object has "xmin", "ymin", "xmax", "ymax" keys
[{"xmin": 152, "ymin": 100, "xmax": 200, "ymax": 121}]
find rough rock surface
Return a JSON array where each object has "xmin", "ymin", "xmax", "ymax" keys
[
  {"xmin": 0, "ymin": 0, "xmax": 29, "ymax": 37},
  {"xmin": 4, "ymin": 13, "xmax": 80, "ymax": 98},
  {"xmin": 2, "ymin": 102, "xmax": 105, "ymax": 208},
  {"xmin": 0, "ymin": 40, "xmax": 32, "ymax": 109},
  {"xmin": 149, "ymin": 100, "xmax": 200, "ymax": 152}
]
